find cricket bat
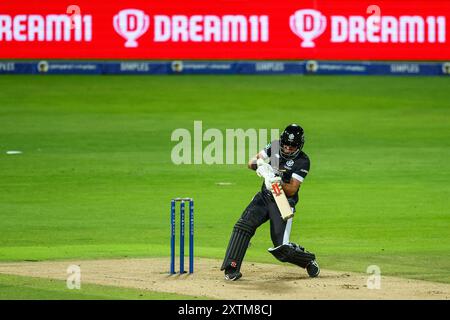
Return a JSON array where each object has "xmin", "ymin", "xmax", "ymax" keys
[{"xmin": 271, "ymin": 182, "xmax": 294, "ymax": 221}]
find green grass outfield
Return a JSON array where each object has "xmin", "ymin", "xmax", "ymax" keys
[
  {"xmin": 0, "ymin": 273, "xmax": 202, "ymax": 300},
  {"xmin": 0, "ymin": 75, "xmax": 449, "ymax": 298}
]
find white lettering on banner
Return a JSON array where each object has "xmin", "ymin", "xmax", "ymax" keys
[
  {"xmin": 399, "ymin": 17, "xmax": 424, "ymax": 43},
  {"xmin": 255, "ymin": 62, "xmax": 284, "ymax": 72},
  {"xmin": 190, "ymin": 15, "xmax": 203, "ymax": 42},
  {"xmin": 223, "ymin": 15, "xmax": 247, "ymax": 42},
  {"xmin": 120, "ymin": 62, "xmax": 150, "ymax": 72},
  {"xmin": 348, "ymin": 16, "xmax": 366, "ymax": 42},
  {"xmin": 0, "ymin": 62, "xmax": 15, "ymax": 71},
  {"xmin": 13, "ymin": 15, "xmax": 27, "ymax": 41},
  {"xmin": 295, "ymin": 9, "xmax": 446, "ymax": 46},
  {"xmin": 331, "ymin": 16, "xmax": 346, "ymax": 43},
  {"xmin": 381, "ymin": 16, "xmax": 397, "ymax": 42},
  {"xmin": 204, "ymin": 15, "xmax": 221, "ymax": 41},
  {"xmin": 0, "ymin": 14, "xmax": 92, "ymax": 42},
  {"xmin": 366, "ymin": 16, "xmax": 380, "ymax": 42},
  {"xmin": 331, "ymin": 15, "xmax": 446, "ymax": 44},
  {"xmin": 154, "ymin": 15, "xmax": 171, "ymax": 42},
  {"xmin": 390, "ymin": 64, "xmax": 420, "ymax": 73},
  {"xmin": 46, "ymin": 15, "xmax": 71, "ymax": 41},
  {"xmin": 154, "ymin": 14, "xmax": 269, "ymax": 42},
  {"xmin": 28, "ymin": 15, "xmax": 45, "ymax": 41}
]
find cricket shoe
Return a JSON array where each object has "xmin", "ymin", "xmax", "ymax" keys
[
  {"xmin": 306, "ymin": 260, "xmax": 320, "ymax": 278},
  {"xmin": 224, "ymin": 269, "xmax": 242, "ymax": 281}
]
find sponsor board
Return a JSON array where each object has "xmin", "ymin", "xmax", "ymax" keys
[
  {"xmin": 0, "ymin": 61, "xmax": 448, "ymax": 75},
  {"xmin": 0, "ymin": 1, "xmax": 449, "ymax": 60}
]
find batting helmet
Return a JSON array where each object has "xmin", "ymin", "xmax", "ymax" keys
[{"xmin": 280, "ymin": 124, "xmax": 304, "ymax": 159}]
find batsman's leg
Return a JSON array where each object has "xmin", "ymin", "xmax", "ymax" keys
[
  {"xmin": 267, "ymin": 203, "xmax": 320, "ymax": 278},
  {"xmin": 221, "ymin": 193, "xmax": 269, "ymax": 281},
  {"xmin": 268, "ymin": 243, "xmax": 320, "ymax": 277},
  {"xmin": 220, "ymin": 218, "xmax": 256, "ymax": 281}
]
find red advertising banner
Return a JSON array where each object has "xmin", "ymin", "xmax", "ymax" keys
[{"xmin": 0, "ymin": 0, "xmax": 449, "ymax": 60}]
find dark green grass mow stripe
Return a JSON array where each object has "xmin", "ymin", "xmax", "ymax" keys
[{"xmin": 0, "ymin": 75, "xmax": 449, "ymax": 293}]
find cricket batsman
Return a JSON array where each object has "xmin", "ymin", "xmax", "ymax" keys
[{"xmin": 221, "ymin": 124, "xmax": 320, "ymax": 281}]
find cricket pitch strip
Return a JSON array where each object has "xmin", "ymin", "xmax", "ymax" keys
[{"xmin": 0, "ymin": 258, "xmax": 449, "ymax": 300}]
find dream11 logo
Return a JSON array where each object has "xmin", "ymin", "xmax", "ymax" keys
[
  {"xmin": 289, "ymin": 6, "xmax": 447, "ymax": 47},
  {"xmin": 113, "ymin": 9, "xmax": 150, "ymax": 47},
  {"xmin": 290, "ymin": 9, "xmax": 327, "ymax": 48}
]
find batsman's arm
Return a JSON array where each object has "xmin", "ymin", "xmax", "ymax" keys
[{"xmin": 281, "ymin": 178, "xmax": 301, "ymax": 197}]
